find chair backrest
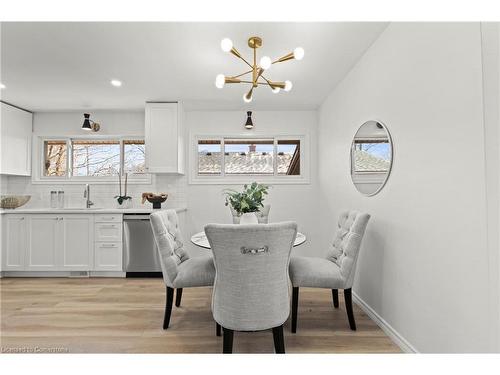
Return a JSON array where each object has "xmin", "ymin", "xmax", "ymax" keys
[
  {"xmin": 205, "ymin": 222, "xmax": 297, "ymax": 331},
  {"xmin": 230, "ymin": 204, "xmax": 271, "ymax": 224},
  {"xmin": 150, "ymin": 209, "xmax": 190, "ymax": 287},
  {"xmin": 325, "ymin": 211, "xmax": 370, "ymax": 288}
]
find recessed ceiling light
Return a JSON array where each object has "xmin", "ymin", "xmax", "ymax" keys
[
  {"xmin": 0, "ymin": 83, "xmax": 5, "ymax": 89},
  {"xmin": 110, "ymin": 79, "xmax": 122, "ymax": 87}
]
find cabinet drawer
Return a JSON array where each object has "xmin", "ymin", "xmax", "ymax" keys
[
  {"xmin": 95, "ymin": 222, "xmax": 122, "ymax": 242},
  {"xmin": 94, "ymin": 242, "xmax": 122, "ymax": 271},
  {"xmin": 94, "ymin": 214, "xmax": 122, "ymax": 223}
]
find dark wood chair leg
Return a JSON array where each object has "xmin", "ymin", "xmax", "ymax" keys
[
  {"xmin": 332, "ymin": 289, "xmax": 339, "ymax": 308},
  {"xmin": 344, "ymin": 288, "xmax": 356, "ymax": 331},
  {"xmin": 175, "ymin": 288, "xmax": 183, "ymax": 307},
  {"xmin": 272, "ymin": 325, "xmax": 285, "ymax": 353},
  {"xmin": 163, "ymin": 286, "xmax": 174, "ymax": 329},
  {"xmin": 222, "ymin": 328, "xmax": 234, "ymax": 353},
  {"xmin": 216, "ymin": 322, "xmax": 221, "ymax": 337},
  {"xmin": 291, "ymin": 287, "xmax": 299, "ymax": 333}
]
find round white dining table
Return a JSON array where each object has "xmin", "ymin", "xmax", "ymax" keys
[{"xmin": 190, "ymin": 231, "xmax": 306, "ymax": 249}]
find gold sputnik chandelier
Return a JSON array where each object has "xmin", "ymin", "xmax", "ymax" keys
[{"xmin": 215, "ymin": 36, "xmax": 304, "ymax": 102}]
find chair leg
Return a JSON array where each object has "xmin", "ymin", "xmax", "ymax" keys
[
  {"xmin": 332, "ymin": 289, "xmax": 339, "ymax": 308},
  {"xmin": 222, "ymin": 328, "xmax": 234, "ymax": 354},
  {"xmin": 291, "ymin": 287, "xmax": 299, "ymax": 333},
  {"xmin": 163, "ymin": 286, "xmax": 174, "ymax": 329},
  {"xmin": 175, "ymin": 288, "xmax": 183, "ymax": 307},
  {"xmin": 272, "ymin": 325, "xmax": 285, "ymax": 353},
  {"xmin": 216, "ymin": 322, "xmax": 222, "ymax": 337},
  {"xmin": 344, "ymin": 288, "xmax": 356, "ymax": 331}
]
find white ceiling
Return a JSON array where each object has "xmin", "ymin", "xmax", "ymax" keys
[{"xmin": 0, "ymin": 22, "xmax": 387, "ymax": 112}]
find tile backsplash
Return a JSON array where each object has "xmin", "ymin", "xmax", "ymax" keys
[{"xmin": 1, "ymin": 174, "xmax": 187, "ymax": 210}]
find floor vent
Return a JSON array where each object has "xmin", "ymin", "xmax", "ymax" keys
[{"xmin": 69, "ymin": 271, "xmax": 90, "ymax": 278}]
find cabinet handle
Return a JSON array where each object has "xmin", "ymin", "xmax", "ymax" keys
[
  {"xmin": 100, "ymin": 224, "xmax": 117, "ymax": 228},
  {"xmin": 101, "ymin": 217, "xmax": 115, "ymax": 221},
  {"xmin": 20, "ymin": 217, "xmax": 25, "ymax": 220},
  {"xmin": 101, "ymin": 244, "xmax": 117, "ymax": 248}
]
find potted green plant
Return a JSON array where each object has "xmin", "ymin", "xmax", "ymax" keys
[
  {"xmin": 223, "ymin": 182, "xmax": 269, "ymax": 224},
  {"xmin": 115, "ymin": 172, "xmax": 132, "ymax": 209}
]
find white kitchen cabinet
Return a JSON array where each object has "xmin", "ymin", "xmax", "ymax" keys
[
  {"xmin": 1, "ymin": 215, "xmax": 27, "ymax": 270},
  {"xmin": 93, "ymin": 214, "xmax": 123, "ymax": 271},
  {"xmin": 26, "ymin": 215, "xmax": 59, "ymax": 270},
  {"xmin": 25, "ymin": 214, "xmax": 94, "ymax": 271},
  {"xmin": 59, "ymin": 215, "xmax": 94, "ymax": 270},
  {"xmin": 145, "ymin": 102, "xmax": 185, "ymax": 174},
  {"xmin": 0, "ymin": 102, "xmax": 33, "ymax": 176},
  {"xmin": 94, "ymin": 242, "xmax": 123, "ymax": 271}
]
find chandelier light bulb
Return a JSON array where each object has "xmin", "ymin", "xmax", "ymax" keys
[
  {"xmin": 272, "ymin": 87, "xmax": 280, "ymax": 94},
  {"xmin": 293, "ymin": 47, "xmax": 305, "ymax": 60},
  {"xmin": 260, "ymin": 56, "xmax": 272, "ymax": 70},
  {"xmin": 243, "ymin": 92, "xmax": 253, "ymax": 103},
  {"xmin": 284, "ymin": 80, "xmax": 293, "ymax": 92},
  {"xmin": 220, "ymin": 38, "xmax": 233, "ymax": 53},
  {"xmin": 215, "ymin": 74, "xmax": 225, "ymax": 89},
  {"xmin": 0, "ymin": 83, "xmax": 5, "ymax": 89}
]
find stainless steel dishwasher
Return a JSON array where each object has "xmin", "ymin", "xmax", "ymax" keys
[{"xmin": 123, "ymin": 213, "xmax": 162, "ymax": 276}]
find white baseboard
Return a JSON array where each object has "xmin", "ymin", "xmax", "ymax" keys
[{"xmin": 353, "ymin": 291, "xmax": 418, "ymax": 353}]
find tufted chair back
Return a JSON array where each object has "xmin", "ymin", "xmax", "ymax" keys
[
  {"xmin": 150, "ymin": 210, "xmax": 190, "ymax": 287},
  {"xmin": 205, "ymin": 222, "xmax": 297, "ymax": 331},
  {"xmin": 325, "ymin": 211, "xmax": 370, "ymax": 288}
]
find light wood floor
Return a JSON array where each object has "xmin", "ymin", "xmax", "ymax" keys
[{"xmin": 0, "ymin": 278, "xmax": 400, "ymax": 353}]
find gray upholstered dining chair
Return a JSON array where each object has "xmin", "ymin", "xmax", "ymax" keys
[
  {"xmin": 205, "ymin": 222, "xmax": 297, "ymax": 353},
  {"xmin": 288, "ymin": 210, "xmax": 370, "ymax": 332},
  {"xmin": 230, "ymin": 204, "xmax": 271, "ymax": 224},
  {"xmin": 150, "ymin": 209, "xmax": 216, "ymax": 330}
]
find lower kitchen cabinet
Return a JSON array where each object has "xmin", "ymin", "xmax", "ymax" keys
[
  {"xmin": 2, "ymin": 213, "xmax": 96, "ymax": 272},
  {"xmin": 27, "ymin": 214, "xmax": 59, "ymax": 270},
  {"xmin": 2, "ymin": 215, "xmax": 27, "ymax": 271},
  {"xmin": 94, "ymin": 242, "xmax": 123, "ymax": 271},
  {"xmin": 59, "ymin": 215, "xmax": 94, "ymax": 270}
]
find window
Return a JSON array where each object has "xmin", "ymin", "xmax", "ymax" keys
[
  {"xmin": 44, "ymin": 140, "xmax": 67, "ymax": 177},
  {"xmin": 123, "ymin": 140, "xmax": 146, "ymax": 174},
  {"xmin": 352, "ymin": 139, "xmax": 391, "ymax": 172},
  {"xmin": 72, "ymin": 140, "xmax": 121, "ymax": 177},
  {"xmin": 277, "ymin": 140, "xmax": 300, "ymax": 175},
  {"xmin": 38, "ymin": 137, "xmax": 148, "ymax": 183},
  {"xmin": 195, "ymin": 137, "xmax": 304, "ymax": 182},
  {"xmin": 198, "ymin": 140, "xmax": 222, "ymax": 175},
  {"xmin": 224, "ymin": 139, "xmax": 274, "ymax": 175}
]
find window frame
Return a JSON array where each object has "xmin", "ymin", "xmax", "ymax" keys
[
  {"xmin": 32, "ymin": 135, "xmax": 152, "ymax": 184},
  {"xmin": 189, "ymin": 132, "xmax": 310, "ymax": 185}
]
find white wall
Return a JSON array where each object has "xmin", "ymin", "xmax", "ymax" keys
[
  {"xmin": 183, "ymin": 110, "xmax": 319, "ymax": 257},
  {"xmin": 317, "ymin": 23, "xmax": 497, "ymax": 352}
]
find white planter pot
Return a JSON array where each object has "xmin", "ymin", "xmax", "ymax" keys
[
  {"xmin": 240, "ymin": 212, "xmax": 258, "ymax": 225},
  {"xmin": 116, "ymin": 198, "xmax": 132, "ymax": 209}
]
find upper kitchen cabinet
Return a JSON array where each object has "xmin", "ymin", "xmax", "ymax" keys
[
  {"xmin": 0, "ymin": 102, "xmax": 33, "ymax": 176},
  {"xmin": 145, "ymin": 102, "xmax": 185, "ymax": 174}
]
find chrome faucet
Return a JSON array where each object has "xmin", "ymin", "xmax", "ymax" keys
[{"xmin": 83, "ymin": 184, "xmax": 94, "ymax": 208}]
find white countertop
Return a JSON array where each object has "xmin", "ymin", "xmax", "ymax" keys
[{"xmin": 0, "ymin": 207, "xmax": 187, "ymax": 214}]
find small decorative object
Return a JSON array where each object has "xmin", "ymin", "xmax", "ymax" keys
[
  {"xmin": 141, "ymin": 192, "xmax": 168, "ymax": 209},
  {"xmin": 215, "ymin": 36, "xmax": 304, "ymax": 102},
  {"xmin": 244, "ymin": 111, "xmax": 253, "ymax": 130},
  {"xmin": 0, "ymin": 195, "xmax": 31, "ymax": 209},
  {"xmin": 115, "ymin": 173, "xmax": 132, "ymax": 208},
  {"xmin": 223, "ymin": 182, "xmax": 269, "ymax": 224},
  {"xmin": 82, "ymin": 113, "xmax": 100, "ymax": 132}
]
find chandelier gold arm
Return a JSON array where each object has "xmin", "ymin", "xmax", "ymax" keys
[{"xmin": 273, "ymin": 52, "xmax": 295, "ymax": 64}]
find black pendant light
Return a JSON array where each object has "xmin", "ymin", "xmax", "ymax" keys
[{"xmin": 245, "ymin": 111, "xmax": 253, "ymax": 129}]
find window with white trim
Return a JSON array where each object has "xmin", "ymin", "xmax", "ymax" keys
[
  {"xmin": 39, "ymin": 137, "xmax": 148, "ymax": 182},
  {"xmin": 194, "ymin": 136, "xmax": 306, "ymax": 183}
]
